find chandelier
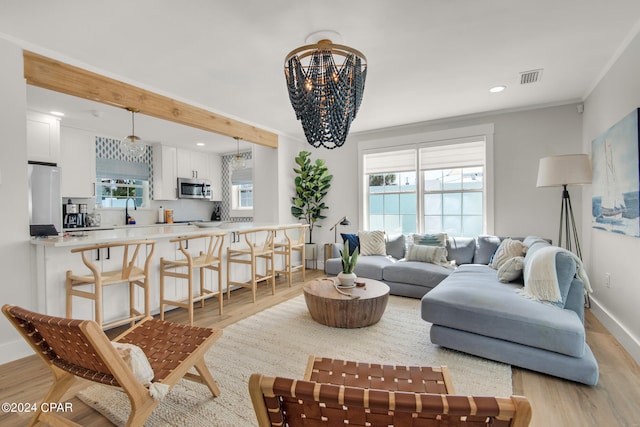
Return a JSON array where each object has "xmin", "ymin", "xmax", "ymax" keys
[
  {"xmin": 284, "ymin": 36, "xmax": 367, "ymax": 149},
  {"xmin": 120, "ymin": 107, "xmax": 146, "ymax": 158},
  {"xmin": 230, "ymin": 137, "xmax": 247, "ymax": 170}
]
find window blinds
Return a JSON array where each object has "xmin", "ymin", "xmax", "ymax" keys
[
  {"xmin": 419, "ymin": 139, "xmax": 485, "ymax": 170},
  {"xmin": 363, "ymin": 138, "xmax": 485, "ymax": 174},
  {"xmin": 363, "ymin": 149, "xmax": 416, "ymax": 174},
  {"xmin": 96, "ymin": 158, "xmax": 150, "ymax": 181}
]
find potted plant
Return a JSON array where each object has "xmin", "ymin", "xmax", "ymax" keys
[
  {"xmin": 338, "ymin": 240, "xmax": 359, "ymax": 287},
  {"xmin": 291, "ymin": 151, "xmax": 333, "ymax": 248}
]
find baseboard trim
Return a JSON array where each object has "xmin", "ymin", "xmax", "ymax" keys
[
  {"xmin": 0, "ymin": 338, "xmax": 33, "ymax": 365},
  {"xmin": 589, "ymin": 296, "xmax": 640, "ymax": 365}
]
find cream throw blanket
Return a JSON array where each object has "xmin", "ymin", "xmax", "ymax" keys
[{"xmin": 521, "ymin": 246, "xmax": 592, "ymax": 303}]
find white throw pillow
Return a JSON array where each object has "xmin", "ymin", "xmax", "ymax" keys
[
  {"xmin": 358, "ymin": 230, "xmax": 386, "ymax": 256},
  {"xmin": 406, "ymin": 244, "xmax": 449, "ymax": 265},
  {"xmin": 490, "ymin": 238, "xmax": 527, "ymax": 270},
  {"xmin": 497, "ymin": 256, "xmax": 525, "ymax": 283},
  {"xmin": 112, "ymin": 342, "xmax": 154, "ymax": 385}
]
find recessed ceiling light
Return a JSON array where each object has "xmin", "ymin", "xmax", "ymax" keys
[
  {"xmin": 50, "ymin": 111, "xmax": 65, "ymax": 117},
  {"xmin": 489, "ymin": 85, "xmax": 506, "ymax": 93},
  {"xmin": 196, "ymin": 142, "xmax": 205, "ymax": 146}
]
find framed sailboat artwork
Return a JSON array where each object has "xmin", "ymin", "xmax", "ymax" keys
[{"xmin": 591, "ymin": 108, "xmax": 640, "ymax": 237}]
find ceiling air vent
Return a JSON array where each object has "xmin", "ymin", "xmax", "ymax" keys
[{"xmin": 520, "ymin": 69, "xmax": 543, "ymax": 85}]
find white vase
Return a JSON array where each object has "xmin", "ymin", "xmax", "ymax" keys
[{"xmin": 337, "ymin": 271, "xmax": 357, "ymax": 288}]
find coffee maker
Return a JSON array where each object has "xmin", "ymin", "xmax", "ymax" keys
[{"xmin": 63, "ymin": 199, "xmax": 81, "ymax": 228}]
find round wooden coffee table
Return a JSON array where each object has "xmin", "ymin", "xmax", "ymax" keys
[{"xmin": 303, "ymin": 277, "xmax": 390, "ymax": 328}]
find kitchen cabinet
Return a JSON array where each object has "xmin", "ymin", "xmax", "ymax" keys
[
  {"xmin": 59, "ymin": 126, "xmax": 96, "ymax": 198},
  {"xmin": 152, "ymin": 144, "xmax": 178, "ymax": 200},
  {"xmin": 177, "ymin": 148, "xmax": 210, "ymax": 180},
  {"xmin": 27, "ymin": 112, "xmax": 60, "ymax": 164},
  {"xmin": 210, "ymin": 153, "xmax": 222, "ymax": 201}
]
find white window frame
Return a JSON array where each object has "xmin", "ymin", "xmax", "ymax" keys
[
  {"xmin": 358, "ymin": 123, "xmax": 494, "ymax": 235},
  {"xmin": 231, "ymin": 182, "xmax": 253, "ymax": 217}
]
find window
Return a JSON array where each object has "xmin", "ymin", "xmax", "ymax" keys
[
  {"xmin": 363, "ymin": 137, "xmax": 488, "ymax": 237},
  {"xmin": 96, "ymin": 178, "xmax": 148, "ymax": 208},
  {"xmin": 95, "ymin": 158, "xmax": 150, "ymax": 208},
  {"xmin": 230, "ymin": 160, "xmax": 253, "ymax": 216},
  {"xmin": 232, "ymin": 183, "xmax": 253, "ymax": 210}
]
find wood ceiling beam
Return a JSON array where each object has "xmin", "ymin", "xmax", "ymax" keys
[{"xmin": 23, "ymin": 50, "xmax": 278, "ymax": 148}]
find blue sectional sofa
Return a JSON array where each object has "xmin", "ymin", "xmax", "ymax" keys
[
  {"xmin": 325, "ymin": 234, "xmax": 500, "ymax": 298},
  {"xmin": 326, "ymin": 234, "xmax": 599, "ymax": 385}
]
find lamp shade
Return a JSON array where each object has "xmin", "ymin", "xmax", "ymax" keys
[{"xmin": 536, "ymin": 154, "xmax": 592, "ymax": 187}]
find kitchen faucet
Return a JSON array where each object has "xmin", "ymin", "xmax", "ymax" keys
[{"xmin": 125, "ymin": 197, "xmax": 136, "ymax": 225}]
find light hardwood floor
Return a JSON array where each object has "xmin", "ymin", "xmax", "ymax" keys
[{"xmin": 1, "ymin": 269, "xmax": 639, "ymax": 426}]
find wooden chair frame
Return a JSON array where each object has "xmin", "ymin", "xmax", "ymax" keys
[
  {"xmin": 249, "ymin": 355, "xmax": 532, "ymax": 427},
  {"xmin": 160, "ymin": 232, "xmax": 225, "ymax": 325},
  {"xmin": 227, "ymin": 228, "xmax": 276, "ymax": 302},
  {"xmin": 66, "ymin": 240, "xmax": 155, "ymax": 329},
  {"xmin": 274, "ymin": 224, "xmax": 309, "ymax": 287},
  {"xmin": 2, "ymin": 304, "xmax": 222, "ymax": 427}
]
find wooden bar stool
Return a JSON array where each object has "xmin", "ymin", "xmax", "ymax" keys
[
  {"xmin": 66, "ymin": 240, "xmax": 155, "ymax": 330},
  {"xmin": 227, "ymin": 228, "xmax": 275, "ymax": 302},
  {"xmin": 160, "ymin": 232, "xmax": 225, "ymax": 325},
  {"xmin": 274, "ymin": 224, "xmax": 309, "ymax": 287}
]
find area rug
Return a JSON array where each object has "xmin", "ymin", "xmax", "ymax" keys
[{"xmin": 78, "ymin": 295, "xmax": 511, "ymax": 426}]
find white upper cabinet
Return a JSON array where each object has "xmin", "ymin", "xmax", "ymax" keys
[
  {"xmin": 152, "ymin": 144, "xmax": 178, "ymax": 200},
  {"xmin": 27, "ymin": 112, "xmax": 60, "ymax": 164},
  {"xmin": 59, "ymin": 126, "xmax": 96, "ymax": 198},
  {"xmin": 209, "ymin": 153, "xmax": 222, "ymax": 201},
  {"xmin": 177, "ymin": 148, "xmax": 211, "ymax": 180}
]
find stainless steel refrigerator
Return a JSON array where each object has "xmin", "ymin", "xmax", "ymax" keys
[{"xmin": 28, "ymin": 163, "xmax": 62, "ymax": 233}]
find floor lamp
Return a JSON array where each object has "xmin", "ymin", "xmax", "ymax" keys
[
  {"xmin": 536, "ymin": 154, "xmax": 592, "ymax": 259},
  {"xmin": 330, "ymin": 216, "xmax": 351, "ymax": 243}
]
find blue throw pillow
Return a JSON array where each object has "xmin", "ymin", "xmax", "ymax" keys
[{"xmin": 341, "ymin": 233, "xmax": 360, "ymax": 255}]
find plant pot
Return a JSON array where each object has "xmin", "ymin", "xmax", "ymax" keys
[{"xmin": 337, "ymin": 271, "xmax": 357, "ymax": 288}]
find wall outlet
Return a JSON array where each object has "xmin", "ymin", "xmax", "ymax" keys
[{"xmin": 605, "ymin": 272, "xmax": 611, "ymax": 288}]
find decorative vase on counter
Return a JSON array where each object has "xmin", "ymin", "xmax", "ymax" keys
[{"xmin": 337, "ymin": 271, "xmax": 357, "ymax": 288}]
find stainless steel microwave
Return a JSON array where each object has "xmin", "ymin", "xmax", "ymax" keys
[{"xmin": 177, "ymin": 177, "xmax": 212, "ymax": 199}]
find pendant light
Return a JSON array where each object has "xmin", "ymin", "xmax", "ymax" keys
[
  {"xmin": 230, "ymin": 137, "xmax": 246, "ymax": 170},
  {"xmin": 284, "ymin": 31, "xmax": 367, "ymax": 149},
  {"xmin": 120, "ymin": 107, "xmax": 146, "ymax": 158}
]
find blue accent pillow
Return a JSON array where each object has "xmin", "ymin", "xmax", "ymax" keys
[{"xmin": 341, "ymin": 233, "xmax": 360, "ymax": 255}]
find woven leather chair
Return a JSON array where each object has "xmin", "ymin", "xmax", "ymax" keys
[
  {"xmin": 160, "ymin": 231, "xmax": 226, "ymax": 325},
  {"xmin": 274, "ymin": 224, "xmax": 309, "ymax": 287},
  {"xmin": 3, "ymin": 304, "xmax": 222, "ymax": 427},
  {"xmin": 249, "ymin": 356, "xmax": 532, "ymax": 427}
]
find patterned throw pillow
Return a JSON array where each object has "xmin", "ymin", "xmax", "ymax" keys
[
  {"xmin": 406, "ymin": 244, "xmax": 448, "ymax": 265},
  {"xmin": 411, "ymin": 232, "xmax": 448, "ymax": 247},
  {"xmin": 489, "ymin": 238, "xmax": 527, "ymax": 270},
  {"xmin": 497, "ymin": 256, "xmax": 525, "ymax": 283},
  {"xmin": 410, "ymin": 233, "xmax": 448, "ymax": 263},
  {"xmin": 358, "ymin": 230, "xmax": 386, "ymax": 256}
]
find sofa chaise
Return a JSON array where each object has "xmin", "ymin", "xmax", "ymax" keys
[{"xmin": 326, "ymin": 234, "xmax": 599, "ymax": 385}]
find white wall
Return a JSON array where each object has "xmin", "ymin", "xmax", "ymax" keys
[
  {"xmin": 0, "ymin": 39, "xmax": 35, "ymax": 363},
  {"xmin": 582, "ymin": 30, "xmax": 640, "ymax": 363},
  {"xmin": 311, "ymin": 103, "xmax": 585, "ymax": 253}
]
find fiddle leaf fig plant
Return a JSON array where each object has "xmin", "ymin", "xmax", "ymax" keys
[{"xmin": 291, "ymin": 150, "xmax": 333, "ymax": 243}]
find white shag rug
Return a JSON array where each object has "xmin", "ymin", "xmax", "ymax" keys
[{"xmin": 78, "ymin": 295, "xmax": 511, "ymax": 426}]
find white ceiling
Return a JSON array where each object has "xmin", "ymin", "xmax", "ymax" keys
[{"xmin": 2, "ymin": 0, "xmax": 640, "ymax": 153}]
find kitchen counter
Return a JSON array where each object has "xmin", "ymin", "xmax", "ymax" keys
[
  {"xmin": 31, "ymin": 222, "xmax": 306, "ymax": 324},
  {"xmin": 32, "ymin": 222, "xmax": 288, "ymax": 248}
]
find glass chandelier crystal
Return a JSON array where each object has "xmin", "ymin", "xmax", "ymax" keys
[
  {"xmin": 230, "ymin": 137, "xmax": 246, "ymax": 170},
  {"xmin": 120, "ymin": 108, "xmax": 146, "ymax": 158},
  {"xmin": 284, "ymin": 38, "xmax": 367, "ymax": 149}
]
